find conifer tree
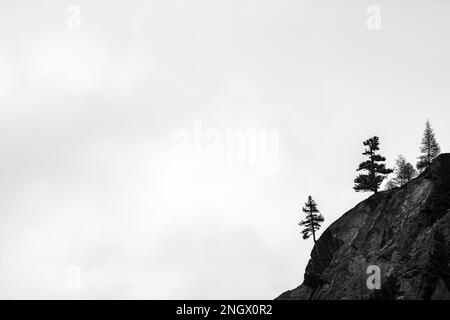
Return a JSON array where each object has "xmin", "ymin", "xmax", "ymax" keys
[
  {"xmin": 417, "ymin": 120, "xmax": 440, "ymax": 171},
  {"xmin": 354, "ymin": 136, "xmax": 393, "ymax": 193},
  {"xmin": 299, "ymin": 196, "xmax": 324, "ymax": 243},
  {"xmin": 385, "ymin": 155, "xmax": 417, "ymax": 190}
]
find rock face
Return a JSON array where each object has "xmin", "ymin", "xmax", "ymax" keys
[{"xmin": 278, "ymin": 153, "xmax": 450, "ymax": 300}]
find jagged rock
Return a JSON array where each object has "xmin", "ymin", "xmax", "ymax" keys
[
  {"xmin": 277, "ymin": 154, "xmax": 450, "ymax": 300},
  {"xmin": 431, "ymin": 278, "xmax": 450, "ymax": 300}
]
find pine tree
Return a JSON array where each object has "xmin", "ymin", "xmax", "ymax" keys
[
  {"xmin": 417, "ymin": 120, "xmax": 440, "ymax": 171},
  {"xmin": 299, "ymin": 196, "xmax": 324, "ymax": 243},
  {"xmin": 385, "ymin": 155, "xmax": 417, "ymax": 190},
  {"xmin": 354, "ymin": 136, "xmax": 393, "ymax": 193}
]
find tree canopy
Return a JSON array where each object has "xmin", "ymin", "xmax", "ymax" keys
[
  {"xmin": 354, "ymin": 136, "xmax": 393, "ymax": 193},
  {"xmin": 417, "ymin": 120, "xmax": 440, "ymax": 171},
  {"xmin": 385, "ymin": 155, "xmax": 417, "ymax": 190},
  {"xmin": 299, "ymin": 195, "xmax": 324, "ymax": 243}
]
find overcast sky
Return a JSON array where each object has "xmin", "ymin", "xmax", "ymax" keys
[{"xmin": 0, "ymin": 0, "xmax": 449, "ymax": 299}]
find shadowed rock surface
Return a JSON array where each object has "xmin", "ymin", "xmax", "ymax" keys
[{"xmin": 277, "ymin": 153, "xmax": 450, "ymax": 300}]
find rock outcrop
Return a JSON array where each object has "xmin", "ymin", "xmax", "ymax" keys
[{"xmin": 278, "ymin": 153, "xmax": 450, "ymax": 300}]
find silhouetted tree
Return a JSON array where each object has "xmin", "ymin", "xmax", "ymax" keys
[
  {"xmin": 417, "ymin": 120, "xmax": 440, "ymax": 171},
  {"xmin": 354, "ymin": 136, "xmax": 393, "ymax": 193},
  {"xmin": 385, "ymin": 155, "xmax": 417, "ymax": 190},
  {"xmin": 299, "ymin": 196, "xmax": 324, "ymax": 243}
]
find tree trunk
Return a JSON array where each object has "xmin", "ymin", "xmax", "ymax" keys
[{"xmin": 311, "ymin": 210, "xmax": 316, "ymax": 243}]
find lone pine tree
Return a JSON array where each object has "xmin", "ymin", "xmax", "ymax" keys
[
  {"xmin": 354, "ymin": 136, "xmax": 393, "ymax": 193},
  {"xmin": 299, "ymin": 196, "xmax": 324, "ymax": 243},
  {"xmin": 417, "ymin": 120, "xmax": 440, "ymax": 171}
]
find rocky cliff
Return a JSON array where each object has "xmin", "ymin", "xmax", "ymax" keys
[{"xmin": 278, "ymin": 153, "xmax": 450, "ymax": 300}]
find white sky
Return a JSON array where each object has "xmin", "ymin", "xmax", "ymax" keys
[{"xmin": 0, "ymin": 0, "xmax": 449, "ymax": 299}]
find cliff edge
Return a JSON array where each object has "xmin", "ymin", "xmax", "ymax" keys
[{"xmin": 278, "ymin": 153, "xmax": 450, "ymax": 300}]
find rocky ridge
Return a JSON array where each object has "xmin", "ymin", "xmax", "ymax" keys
[{"xmin": 278, "ymin": 153, "xmax": 450, "ymax": 300}]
